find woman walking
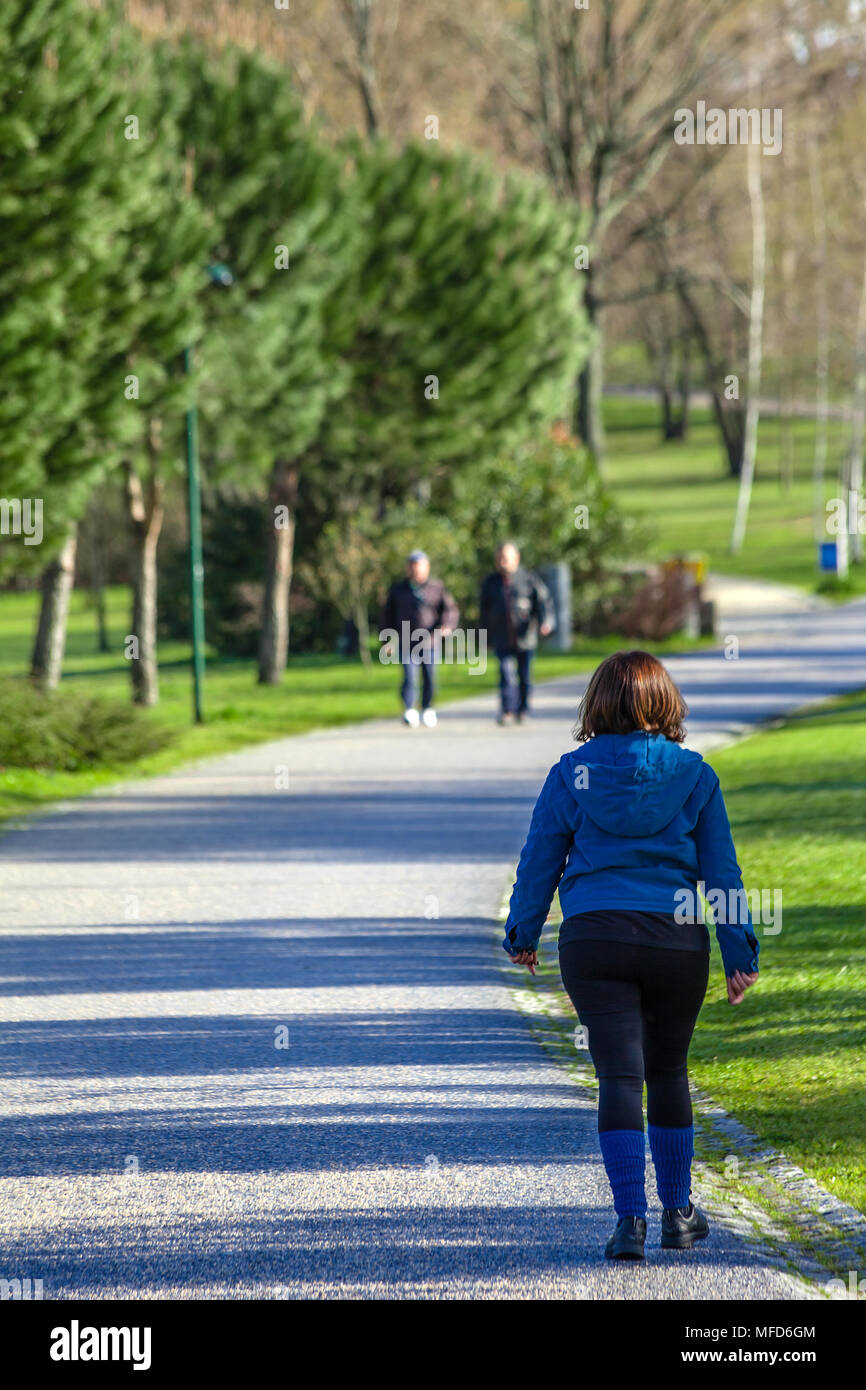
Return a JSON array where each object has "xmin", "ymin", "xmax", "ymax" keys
[{"xmin": 503, "ymin": 651, "xmax": 759, "ymax": 1260}]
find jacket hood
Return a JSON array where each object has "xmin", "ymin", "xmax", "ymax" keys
[{"xmin": 560, "ymin": 731, "xmax": 704, "ymax": 837}]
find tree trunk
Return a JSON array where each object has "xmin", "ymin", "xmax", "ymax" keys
[
  {"xmin": 731, "ymin": 107, "xmax": 767, "ymax": 555},
  {"xmin": 778, "ymin": 129, "xmax": 795, "ymax": 493},
  {"xmin": 124, "ymin": 424, "xmax": 164, "ymax": 707},
  {"xmin": 90, "ymin": 497, "xmax": 110, "ymax": 653},
  {"xmin": 353, "ymin": 596, "xmax": 372, "ymax": 668},
  {"xmin": 659, "ymin": 382, "xmax": 675, "ymax": 439},
  {"xmin": 778, "ymin": 347, "xmax": 795, "ymax": 493},
  {"xmin": 30, "ymin": 526, "xmax": 78, "ymax": 691},
  {"xmin": 845, "ymin": 218, "xmax": 866, "ymax": 566},
  {"xmin": 128, "ymin": 521, "xmax": 162, "ymax": 706},
  {"xmin": 651, "ymin": 317, "xmax": 689, "ymax": 441},
  {"xmin": 677, "ymin": 280, "xmax": 744, "ymax": 475},
  {"xmin": 661, "ymin": 360, "xmax": 689, "ymax": 440},
  {"xmin": 808, "ymin": 128, "xmax": 830, "ymax": 541},
  {"xmin": 675, "ymin": 326, "xmax": 691, "ymax": 439},
  {"xmin": 836, "ymin": 451, "xmax": 851, "ymax": 580},
  {"xmin": 342, "ymin": 0, "xmax": 381, "ymax": 139},
  {"xmin": 258, "ymin": 460, "xmax": 299, "ymax": 685},
  {"xmin": 717, "ymin": 401, "xmax": 746, "ymax": 477},
  {"xmin": 94, "ymin": 580, "xmax": 110, "ymax": 654},
  {"xmin": 642, "ymin": 316, "xmax": 677, "ymax": 441},
  {"xmin": 573, "ymin": 268, "xmax": 605, "ymax": 471}
]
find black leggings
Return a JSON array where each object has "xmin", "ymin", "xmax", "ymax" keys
[{"xmin": 558, "ymin": 939, "xmax": 709, "ymax": 1131}]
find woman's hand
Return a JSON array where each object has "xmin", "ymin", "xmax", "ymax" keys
[
  {"xmin": 508, "ymin": 948, "xmax": 538, "ymax": 976},
  {"xmin": 726, "ymin": 969, "xmax": 758, "ymax": 1005}
]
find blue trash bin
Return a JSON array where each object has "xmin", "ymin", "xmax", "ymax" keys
[{"xmin": 819, "ymin": 541, "xmax": 838, "ymax": 573}]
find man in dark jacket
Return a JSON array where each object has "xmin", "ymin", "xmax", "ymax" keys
[
  {"xmin": 479, "ymin": 542, "xmax": 553, "ymax": 725},
  {"xmin": 380, "ymin": 550, "xmax": 459, "ymax": 727}
]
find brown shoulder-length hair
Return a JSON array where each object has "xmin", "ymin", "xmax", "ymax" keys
[{"xmin": 573, "ymin": 650, "xmax": 687, "ymax": 744}]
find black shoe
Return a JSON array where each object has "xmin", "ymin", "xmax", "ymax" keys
[
  {"xmin": 661, "ymin": 1201, "xmax": 709, "ymax": 1249},
  {"xmin": 604, "ymin": 1215, "xmax": 646, "ymax": 1260},
  {"xmin": 516, "ymin": 710, "xmax": 527, "ymax": 723}
]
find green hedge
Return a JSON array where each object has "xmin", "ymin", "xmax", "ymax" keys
[{"xmin": 0, "ymin": 679, "xmax": 174, "ymax": 772}]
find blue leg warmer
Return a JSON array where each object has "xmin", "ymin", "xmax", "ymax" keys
[
  {"xmin": 648, "ymin": 1122, "xmax": 694, "ymax": 1209},
  {"xmin": 598, "ymin": 1129, "xmax": 647, "ymax": 1218}
]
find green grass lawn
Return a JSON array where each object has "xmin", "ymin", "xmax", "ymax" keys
[
  {"xmin": 0, "ymin": 583, "xmax": 709, "ymax": 828},
  {"xmin": 602, "ymin": 395, "xmax": 866, "ymax": 596},
  {"xmin": 686, "ymin": 690, "xmax": 866, "ymax": 1214}
]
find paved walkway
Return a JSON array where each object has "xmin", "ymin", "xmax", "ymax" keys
[
  {"xmin": 1, "ymin": 596, "xmax": 865, "ymax": 1298},
  {"xmin": 703, "ymin": 571, "xmax": 831, "ymax": 626}
]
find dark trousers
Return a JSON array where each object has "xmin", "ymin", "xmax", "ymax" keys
[
  {"xmin": 558, "ymin": 939, "xmax": 709, "ymax": 1131},
  {"xmin": 497, "ymin": 647, "xmax": 532, "ymax": 714},
  {"xmin": 401, "ymin": 656, "xmax": 435, "ymax": 710}
]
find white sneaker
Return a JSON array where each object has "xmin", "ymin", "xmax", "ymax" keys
[
  {"xmin": 421, "ymin": 708, "xmax": 437, "ymax": 728},
  {"xmin": 403, "ymin": 707, "xmax": 420, "ymax": 727}
]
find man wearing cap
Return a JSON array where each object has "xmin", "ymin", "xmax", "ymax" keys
[
  {"xmin": 380, "ymin": 551, "xmax": 460, "ymax": 726},
  {"xmin": 479, "ymin": 541, "xmax": 554, "ymax": 725}
]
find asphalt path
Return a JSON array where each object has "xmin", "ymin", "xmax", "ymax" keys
[{"xmin": 1, "ymin": 597, "xmax": 864, "ymax": 1298}]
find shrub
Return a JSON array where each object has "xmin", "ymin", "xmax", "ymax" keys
[{"xmin": 0, "ymin": 679, "xmax": 174, "ymax": 772}]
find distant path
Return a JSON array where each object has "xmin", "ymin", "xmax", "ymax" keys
[
  {"xmin": 1, "ymin": 597, "xmax": 864, "ymax": 1298},
  {"xmin": 704, "ymin": 571, "xmax": 829, "ymax": 617},
  {"xmin": 702, "ymin": 572, "xmax": 831, "ymax": 643}
]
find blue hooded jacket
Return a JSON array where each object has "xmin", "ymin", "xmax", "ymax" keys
[{"xmin": 502, "ymin": 731, "xmax": 760, "ymax": 976}]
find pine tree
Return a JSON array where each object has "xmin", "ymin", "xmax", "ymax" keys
[
  {"xmin": 0, "ymin": 0, "xmax": 207, "ymax": 695},
  {"xmin": 0, "ymin": 0, "xmax": 151, "ymax": 684},
  {"xmin": 161, "ymin": 40, "xmax": 358, "ymax": 683},
  {"xmin": 107, "ymin": 51, "xmax": 213, "ymax": 707},
  {"xmin": 316, "ymin": 138, "xmax": 590, "ymax": 522}
]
